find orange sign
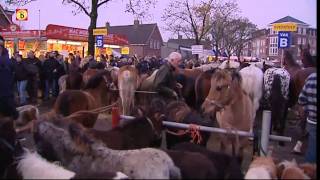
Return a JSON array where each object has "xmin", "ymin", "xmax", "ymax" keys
[{"xmin": 16, "ymin": 9, "xmax": 28, "ymax": 21}]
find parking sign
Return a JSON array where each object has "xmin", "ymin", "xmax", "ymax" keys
[
  {"xmin": 96, "ymin": 35, "xmax": 104, "ymax": 48},
  {"xmin": 278, "ymin": 31, "xmax": 291, "ymax": 48}
]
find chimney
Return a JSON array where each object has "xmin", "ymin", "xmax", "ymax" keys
[
  {"xmin": 178, "ymin": 35, "xmax": 182, "ymax": 40},
  {"xmin": 134, "ymin": 19, "xmax": 139, "ymax": 27},
  {"xmin": 105, "ymin": 22, "xmax": 110, "ymax": 29}
]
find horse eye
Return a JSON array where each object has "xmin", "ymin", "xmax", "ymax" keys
[{"xmin": 216, "ymin": 86, "xmax": 222, "ymax": 91}]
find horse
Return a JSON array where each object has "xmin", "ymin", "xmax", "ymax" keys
[
  {"xmin": 201, "ymin": 69, "xmax": 253, "ymax": 158},
  {"xmin": 33, "ymin": 117, "xmax": 181, "ymax": 179},
  {"xmin": 245, "ymin": 156, "xmax": 277, "ymax": 179},
  {"xmin": 66, "ymin": 71, "xmax": 84, "ymax": 90},
  {"xmin": 15, "ymin": 105, "xmax": 39, "ymax": 133},
  {"xmin": 277, "ymin": 159, "xmax": 311, "ymax": 179},
  {"xmin": 53, "ymin": 70, "xmax": 115, "ymax": 116},
  {"xmin": 58, "ymin": 74, "xmax": 68, "ymax": 93},
  {"xmin": 164, "ymin": 100, "xmax": 213, "ymax": 149},
  {"xmin": 263, "ymin": 67, "xmax": 290, "ymax": 142},
  {"xmin": 172, "ymin": 142, "xmax": 243, "ymax": 179},
  {"xmin": 118, "ymin": 65, "xmax": 140, "ymax": 115},
  {"xmin": 239, "ymin": 64, "xmax": 264, "ymax": 134},
  {"xmin": 82, "ymin": 68, "xmax": 99, "ymax": 86}
]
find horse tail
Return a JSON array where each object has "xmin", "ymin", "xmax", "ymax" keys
[{"xmin": 119, "ymin": 70, "xmax": 136, "ymax": 115}]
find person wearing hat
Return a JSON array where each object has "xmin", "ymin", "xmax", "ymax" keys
[
  {"xmin": 0, "ymin": 35, "xmax": 18, "ymax": 119},
  {"xmin": 153, "ymin": 52, "xmax": 183, "ymax": 101}
]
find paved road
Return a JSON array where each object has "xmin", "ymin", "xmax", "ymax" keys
[{"xmin": 17, "ymin": 98, "xmax": 307, "ymax": 172}]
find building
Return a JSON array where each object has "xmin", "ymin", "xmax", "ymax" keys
[
  {"xmin": 161, "ymin": 35, "xmax": 212, "ymax": 59},
  {"xmin": 248, "ymin": 16, "xmax": 317, "ymax": 62},
  {"xmin": 99, "ymin": 20, "xmax": 163, "ymax": 57},
  {"xmin": 0, "ymin": 4, "xmax": 14, "ymax": 29}
]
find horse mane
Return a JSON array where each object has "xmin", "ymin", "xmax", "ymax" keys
[
  {"xmin": 284, "ymin": 50, "xmax": 300, "ymax": 67},
  {"xmin": 113, "ymin": 117, "xmax": 150, "ymax": 131},
  {"xmin": 66, "ymin": 72, "xmax": 83, "ymax": 90},
  {"xmin": 83, "ymin": 70, "xmax": 110, "ymax": 90}
]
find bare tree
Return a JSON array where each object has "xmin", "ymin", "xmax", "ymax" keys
[
  {"xmin": 5, "ymin": 0, "xmax": 156, "ymax": 56},
  {"xmin": 162, "ymin": 0, "xmax": 214, "ymax": 45},
  {"xmin": 210, "ymin": 0, "xmax": 239, "ymax": 59},
  {"xmin": 232, "ymin": 17, "xmax": 257, "ymax": 60}
]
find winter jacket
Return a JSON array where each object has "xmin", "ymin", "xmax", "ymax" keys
[
  {"xmin": 153, "ymin": 62, "xmax": 178, "ymax": 98},
  {"xmin": 42, "ymin": 57, "xmax": 60, "ymax": 80},
  {"xmin": 0, "ymin": 48, "xmax": 15, "ymax": 98},
  {"xmin": 14, "ymin": 61, "xmax": 29, "ymax": 81}
]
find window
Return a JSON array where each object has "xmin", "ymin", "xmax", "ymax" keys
[
  {"xmin": 302, "ymin": 38, "xmax": 306, "ymax": 45},
  {"xmin": 297, "ymin": 37, "xmax": 301, "ymax": 45},
  {"xmin": 157, "ymin": 42, "xmax": 160, "ymax": 49},
  {"xmin": 150, "ymin": 39, "xmax": 153, "ymax": 49},
  {"xmin": 303, "ymin": 28, "xmax": 306, "ymax": 35}
]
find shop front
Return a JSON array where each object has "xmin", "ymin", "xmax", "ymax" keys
[{"xmin": 0, "ymin": 24, "xmax": 129, "ymax": 58}]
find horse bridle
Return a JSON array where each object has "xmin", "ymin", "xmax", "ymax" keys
[{"xmin": 204, "ymin": 98, "xmax": 225, "ymax": 110}]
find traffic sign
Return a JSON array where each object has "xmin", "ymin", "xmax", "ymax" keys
[
  {"xmin": 121, "ymin": 47, "xmax": 129, "ymax": 55},
  {"xmin": 93, "ymin": 28, "xmax": 107, "ymax": 35},
  {"xmin": 191, "ymin": 45, "xmax": 203, "ymax": 55},
  {"xmin": 96, "ymin": 35, "xmax": 104, "ymax": 48},
  {"xmin": 272, "ymin": 23, "xmax": 297, "ymax": 32},
  {"xmin": 278, "ymin": 31, "xmax": 291, "ymax": 48},
  {"xmin": 16, "ymin": 9, "xmax": 28, "ymax": 21}
]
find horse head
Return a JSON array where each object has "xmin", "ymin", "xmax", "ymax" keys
[
  {"xmin": 166, "ymin": 101, "xmax": 191, "ymax": 123},
  {"xmin": 299, "ymin": 44, "xmax": 315, "ymax": 68},
  {"xmin": 201, "ymin": 69, "xmax": 242, "ymax": 116}
]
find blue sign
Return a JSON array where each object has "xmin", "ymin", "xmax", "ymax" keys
[
  {"xmin": 278, "ymin": 31, "xmax": 291, "ymax": 48},
  {"xmin": 96, "ymin": 35, "xmax": 104, "ymax": 48}
]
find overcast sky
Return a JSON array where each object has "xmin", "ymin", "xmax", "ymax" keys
[{"xmin": 2, "ymin": 0, "xmax": 317, "ymax": 41}]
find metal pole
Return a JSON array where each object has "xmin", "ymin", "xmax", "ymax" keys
[
  {"xmin": 281, "ymin": 48, "xmax": 284, "ymax": 68},
  {"xmin": 119, "ymin": 114, "xmax": 292, "ymax": 142},
  {"xmin": 260, "ymin": 110, "xmax": 271, "ymax": 156},
  {"xmin": 38, "ymin": 9, "xmax": 41, "ymax": 39}
]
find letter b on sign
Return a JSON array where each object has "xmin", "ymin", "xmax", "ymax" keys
[{"xmin": 280, "ymin": 38, "xmax": 288, "ymax": 47}]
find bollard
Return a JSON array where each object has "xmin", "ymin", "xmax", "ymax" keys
[
  {"xmin": 111, "ymin": 107, "xmax": 120, "ymax": 128},
  {"xmin": 260, "ymin": 110, "xmax": 272, "ymax": 156}
]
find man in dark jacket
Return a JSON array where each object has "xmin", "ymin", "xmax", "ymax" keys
[
  {"xmin": 43, "ymin": 52, "xmax": 60, "ymax": 100},
  {"xmin": 153, "ymin": 52, "xmax": 183, "ymax": 101},
  {"xmin": 14, "ymin": 54, "xmax": 29, "ymax": 105},
  {"xmin": 0, "ymin": 35, "xmax": 18, "ymax": 119},
  {"xmin": 25, "ymin": 50, "xmax": 42, "ymax": 104}
]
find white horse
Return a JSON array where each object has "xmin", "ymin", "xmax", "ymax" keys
[
  {"xmin": 35, "ymin": 120, "xmax": 181, "ymax": 179},
  {"xmin": 218, "ymin": 60, "xmax": 240, "ymax": 69},
  {"xmin": 239, "ymin": 64, "xmax": 264, "ymax": 133},
  {"xmin": 17, "ymin": 150, "xmax": 129, "ymax": 179}
]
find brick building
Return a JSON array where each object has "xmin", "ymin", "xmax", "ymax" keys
[
  {"xmin": 0, "ymin": 4, "xmax": 14, "ymax": 30},
  {"xmin": 244, "ymin": 16, "xmax": 317, "ymax": 62},
  {"xmin": 98, "ymin": 20, "xmax": 163, "ymax": 57}
]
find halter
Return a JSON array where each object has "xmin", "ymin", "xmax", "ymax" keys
[{"xmin": 204, "ymin": 98, "xmax": 225, "ymax": 110}]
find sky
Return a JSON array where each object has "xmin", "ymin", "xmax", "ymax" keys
[{"xmin": 1, "ymin": 0, "xmax": 317, "ymax": 41}]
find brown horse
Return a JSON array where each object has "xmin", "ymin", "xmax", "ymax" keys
[
  {"xmin": 201, "ymin": 69, "xmax": 253, "ymax": 157},
  {"xmin": 82, "ymin": 68, "xmax": 99, "ymax": 85},
  {"xmin": 53, "ymin": 70, "xmax": 114, "ymax": 116}
]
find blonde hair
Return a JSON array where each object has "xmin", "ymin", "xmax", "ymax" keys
[{"xmin": 168, "ymin": 52, "xmax": 182, "ymax": 62}]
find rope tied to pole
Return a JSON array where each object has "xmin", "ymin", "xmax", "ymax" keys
[{"xmin": 189, "ymin": 124, "xmax": 202, "ymax": 144}]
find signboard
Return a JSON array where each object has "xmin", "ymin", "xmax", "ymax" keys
[
  {"xmin": 278, "ymin": 31, "xmax": 291, "ymax": 48},
  {"xmin": 0, "ymin": 30, "xmax": 45, "ymax": 39},
  {"xmin": 16, "ymin": 9, "xmax": 28, "ymax": 21},
  {"xmin": 272, "ymin": 23, "xmax": 297, "ymax": 32},
  {"xmin": 121, "ymin": 47, "xmax": 129, "ymax": 54},
  {"xmin": 191, "ymin": 45, "xmax": 203, "ymax": 54},
  {"xmin": 45, "ymin": 24, "xmax": 128, "ymax": 45},
  {"xmin": 96, "ymin": 35, "xmax": 104, "ymax": 48},
  {"xmin": 93, "ymin": 28, "xmax": 107, "ymax": 35}
]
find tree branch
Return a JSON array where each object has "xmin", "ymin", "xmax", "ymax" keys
[
  {"xmin": 67, "ymin": 0, "xmax": 90, "ymax": 16},
  {"xmin": 97, "ymin": 0, "xmax": 110, "ymax": 7}
]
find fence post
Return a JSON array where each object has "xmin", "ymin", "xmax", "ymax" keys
[{"xmin": 260, "ymin": 110, "xmax": 272, "ymax": 156}]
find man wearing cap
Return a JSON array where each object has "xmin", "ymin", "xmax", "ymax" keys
[
  {"xmin": 153, "ymin": 52, "xmax": 183, "ymax": 101},
  {"xmin": 0, "ymin": 35, "xmax": 18, "ymax": 119}
]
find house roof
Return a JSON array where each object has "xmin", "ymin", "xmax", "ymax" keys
[
  {"xmin": 167, "ymin": 38, "xmax": 212, "ymax": 49},
  {"xmin": 270, "ymin": 16, "xmax": 308, "ymax": 25},
  {"xmin": 0, "ymin": 4, "xmax": 13, "ymax": 25},
  {"xmin": 97, "ymin": 23, "xmax": 161, "ymax": 45}
]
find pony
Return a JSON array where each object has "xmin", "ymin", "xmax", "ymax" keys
[
  {"xmin": 172, "ymin": 142, "xmax": 243, "ymax": 179},
  {"xmin": 66, "ymin": 71, "xmax": 84, "ymax": 90},
  {"xmin": 245, "ymin": 156, "xmax": 277, "ymax": 179},
  {"xmin": 82, "ymin": 68, "xmax": 99, "ymax": 85},
  {"xmin": 164, "ymin": 100, "xmax": 213, "ymax": 148},
  {"xmin": 239, "ymin": 64, "xmax": 264, "ymax": 133},
  {"xmin": 201, "ymin": 69, "xmax": 253, "ymax": 158},
  {"xmin": 218, "ymin": 59, "xmax": 240, "ymax": 70},
  {"xmin": 53, "ymin": 70, "xmax": 115, "ymax": 116},
  {"xmin": 263, "ymin": 67, "xmax": 290, "ymax": 141},
  {"xmin": 15, "ymin": 105, "xmax": 39, "ymax": 133},
  {"xmin": 33, "ymin": 118, "xmax": 181, "ymax": 179},
  {"xmin": 118, "ymin": 65, "xmax": 140, "ymax": 115},
  {"xmin": 277, "ymin": 159, "xmax": 311, "ymax": 179}
]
